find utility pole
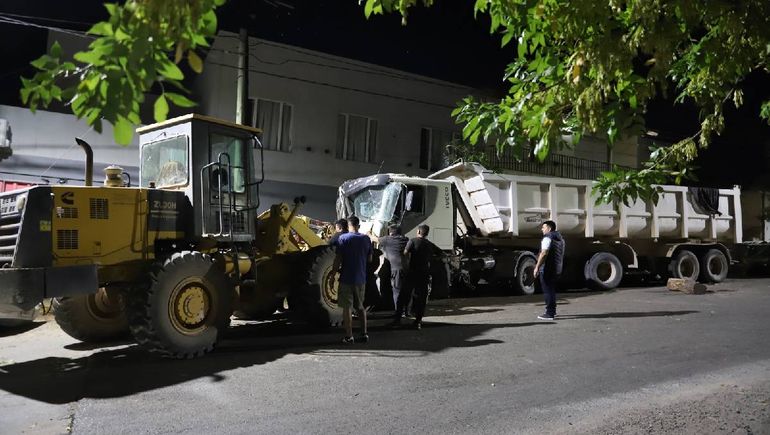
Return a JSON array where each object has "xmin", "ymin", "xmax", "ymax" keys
[{"xmin": 235, "ymin": 27, "xmax": 249, "ymax": 125}]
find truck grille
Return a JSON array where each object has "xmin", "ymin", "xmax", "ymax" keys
[{"xmin": 0, "ymin": 191, "xmax": 23, "ymax": 266}]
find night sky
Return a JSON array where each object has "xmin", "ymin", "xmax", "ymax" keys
[{"xmin": 1, "ymin": 0, "xmax": 768, "ymax": 187}]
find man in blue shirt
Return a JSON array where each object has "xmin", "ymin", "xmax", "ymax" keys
[{"xmin": 332, "ymin": 216, "xmax": 372, "ymax": 344}]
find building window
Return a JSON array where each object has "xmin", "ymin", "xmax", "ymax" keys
[
  {"xmin": 249, "ymin": 98, "xmax": 293, "ymax": 152},
  {"xmin": 336, "ymin": 113, "xmax": 378, "ymax": 163},
  {"xmin": 420, "ymin": 127, "xmax": 459, "ymax": 171}
]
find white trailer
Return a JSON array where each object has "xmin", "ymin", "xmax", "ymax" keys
[{"xmin": 337, "ymin": 162, "xmax": 742, "ymax": 295}]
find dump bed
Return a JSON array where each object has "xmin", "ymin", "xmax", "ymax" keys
[{"xmin": 430, "ymin": 162, "xmax": 742, "ymax": 242}]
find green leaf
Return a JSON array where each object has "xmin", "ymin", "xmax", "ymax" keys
[
  {"xmin": 187, "ymin": 50, "xmax": 203, "ymax": 74},
  {"xmin": 88, "ymin": 21, "xmax": 113, "ymax": 36},
  {"xmin": 74, "ymin": 50, "xmax": 103, "ymax": 65},
  {"xmin": 165, "ymin": 92, "xmax": 197, "ymax": 108},
  {"xmin": 158, "ymin": 60, "xmax": 184, "ymax": 81},
  {"xmin": 154, "ymin": 94, "xmax": 169, "ymax": 122},
  {"xmin": 113, "ymin": 116, "xmax": 133, "ymax": 145},
  {"xmin": 50, "ymin": 41, "xmax": 62, "ymax": 58}
]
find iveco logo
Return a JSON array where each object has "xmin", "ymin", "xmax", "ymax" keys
[{"xmin": 61, "ymin": 192, "xmax": 74, "ymax": 205}]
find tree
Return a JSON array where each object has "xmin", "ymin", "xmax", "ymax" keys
[
  {"xmin": 20, "ymin": 0, "xmax": 225, "ymax": 144},
  {"xmin": 362, "ymin": 0, "xmax": 770, "ymax": 205}
]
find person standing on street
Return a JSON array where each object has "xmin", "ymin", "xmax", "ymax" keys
[
  {"xmin": 378, "ymin": 225, "xmax": 410, "ymax": 316},
  {"xmin": 401, "ymin": 224, "xmax": 440, "ymax": 330},
  {"xmin": 534, "ymin": 220, "xmax": 565, "ymax": 321},
  {"xmin": 327, "ymin": 218, "xmax": 348, "ymax": 246},
  {"xmin": 331, "ymin": 216, "xmax": 372, "ymax": 344}
]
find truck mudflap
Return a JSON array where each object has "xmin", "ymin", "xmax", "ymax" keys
[{"xmin": 0, "ymin": 264, "xmax": 98, "ymax": 318}]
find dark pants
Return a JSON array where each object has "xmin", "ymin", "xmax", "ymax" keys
[
  {"xmin": 390, "ymin": 268, "xmax": 406, "ymax": 310},
  {"xmin": 539, "ymin": 273, "xmax": 559, "ymax": 317},
  {"xmin": 395, "ymin": 271, "xmax": 430, "ymax": 320}
]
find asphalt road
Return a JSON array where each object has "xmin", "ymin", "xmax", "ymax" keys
[{"xmin": 1, "ymin": 279, "xmax": 769, "ymax": 434}]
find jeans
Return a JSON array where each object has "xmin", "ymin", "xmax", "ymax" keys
[
  {"xmin": 539, "ymin": 272, "xmax": 559, "ymax": 317},
  {"xmin": 390, "ymin": 268, "xmax": 406, "ymax": 310}
]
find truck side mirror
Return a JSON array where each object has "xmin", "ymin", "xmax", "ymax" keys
[{"xmin": 405, "ymin": 191, "xmax": 414, "ymax": 212}]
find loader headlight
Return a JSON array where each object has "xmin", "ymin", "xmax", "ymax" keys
[{"xmin": 15, "ymin": 194, "xmax": 27, "ymax": 212}]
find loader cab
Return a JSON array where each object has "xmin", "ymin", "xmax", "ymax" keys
[
  {"xmin": 337, "ymin": 175, "xmax": 454, "ymax": 250},
  {"xmin": 137, "ymin": 114, "xmax": 263, "ymax": 243}
]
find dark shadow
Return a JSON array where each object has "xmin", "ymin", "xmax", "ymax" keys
[
  {"xmin": 64, "ymin": 338, "xmax": 134, "ymax": 351},
  {"xmin": 0, "ymin": 321, "xmax": 45, "ymax": 337},
  {"xmin": 556, "ymin": 310, "xmax": 699, "ymax": 320},
  {"xmin": 0, "ymin": 320, "xmax": 552, "ymax": 404}
]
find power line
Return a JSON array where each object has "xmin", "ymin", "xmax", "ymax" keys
[
  {"xmin": 205, "ymin": 45, "xmax": 472, "ymax": 91},
  {"xmin": 217, "ymin": 34, "xmax": 473, "ymax": 90},
  {"xmin": 0, "ymin": 12, "xmax": 93, "ymax": 27},
  {"xmin": 0, "ymin": 14, "xmax": 91, "ymax": 38},
  {"xmin": 206, "ymin": 60, "xmax": 457, "ymax": 109}
]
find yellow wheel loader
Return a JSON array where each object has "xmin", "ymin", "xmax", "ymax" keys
[{"xmin": 0, "ymin": 115, "xmax": 340, "ymax": 358}]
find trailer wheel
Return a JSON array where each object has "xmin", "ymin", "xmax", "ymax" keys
[
  {"xmin": 126, "ymin": 251, "xmax": 233, "ymax": 358},
  {"xmin": 513, "ymin": 256, "xmax": 537, "ymax": 295},
  {"xmin": 295, "ymin": 246, "xmax": 342, "ymax": 327},
  {"xmin": 53, "ymin": 287, "xmax": 128, "ymax": 342},
  {"xmin": 584, "ymin": 252, "xmax": 623, "ymax": 291},
  {"xmin": 669, "ymin": 249, "xmax": 700, "ymax": 281},
  {"xmin": 699, "ymin": 249, "xmax": 728, "ymax": 283}
]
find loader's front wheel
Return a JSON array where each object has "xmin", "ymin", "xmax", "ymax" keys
[
  {"xmin": 294, "ymin": 246, "xmax": 342, "ymax": 327},
  {"xmin": 126, "ymin": 251, "xmax": 233, "ymax": 358},
  {"xmin": 54, "ymin": 288, "xmax": 129, "ymax": 342}
]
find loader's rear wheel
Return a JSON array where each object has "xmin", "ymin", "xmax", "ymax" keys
[
  {"xmin": 294, "ymin": 246, "xmax": 342, "ymax": 327},
  {"xmin": 53, "ymin": 287, "xmax": 128, "ymax": 342},
  {"xmin": 126, "ymin": 251, "xmax": 233, "ymax": 358}
]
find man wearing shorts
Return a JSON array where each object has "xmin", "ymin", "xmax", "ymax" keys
[{"xmin": 332, "ymin": 216, "xmax": 372, "ymax": 344}]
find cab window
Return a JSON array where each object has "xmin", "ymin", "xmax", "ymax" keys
[{"xmin": 140, "ymin": 135, "xmax": 188, "ymax": 188}]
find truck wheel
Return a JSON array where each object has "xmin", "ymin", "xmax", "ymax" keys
[
  {"xmin": 53, "ymin": 287, "xmax": 128, "ymax": 342},
  {"xmin": 513, "ymin": 256, "xmax": 537, "ymax": 295},
  {"xmin": 126, "ymin": 251, "xmax": 233, "ymax": 358},
  {"xmin": 295, "ymin": 246, "xmax": 342, "ymax": 327},
  {"xmin": 699, "ymin": 249, "xmax": 728, "ymax": 283},
  {"xmin": 584, "ymin": 252, "xmax": 623, "ymax": 291},
  {"xmin": 669, "ymin": 249, "xmax": 700, "ymax": 281}
]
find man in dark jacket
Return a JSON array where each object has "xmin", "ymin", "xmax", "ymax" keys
[
  {"xmin": 378, "ymin": 225, "xmax": 410, "ymax": 315},
  {"xmin": 400, "ymin": 224, "xmax": 441, "ymax": 330},
  {"xmin": 534, "ymin": 220, "xmax": 565, "ymax": 321}
]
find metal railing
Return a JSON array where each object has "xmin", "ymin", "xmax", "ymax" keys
[{"xmin": 485, "ymin": 148, "xmax": 632, "ymax": 180}]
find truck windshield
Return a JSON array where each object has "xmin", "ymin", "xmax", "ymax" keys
[
  {"xmin": 140, "ymin": 135, "xmax": 188, "ymax": 188},
  {"xmin": 351, "ymin": 182, "xmax": 402, "ymax": 223}
]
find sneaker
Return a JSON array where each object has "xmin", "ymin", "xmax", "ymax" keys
[
  {"xmin": 413, "ymin": 321, "xmax": 422, "ymax": 330},
  {"xmin": 357, "ymin": 334, "xmax": 369, "ymax": 343},
  {"xmin": 537, "ymin": 314, "xmax": 555, "ymax": 321},
  {"xmin": 342, "ymin": 336, "xmax": 355, "ymax": 344}
]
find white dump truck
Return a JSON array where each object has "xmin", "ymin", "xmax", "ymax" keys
[{"xmin": 336, "ymin": 162, "xmax": 742, "ymax": 295}]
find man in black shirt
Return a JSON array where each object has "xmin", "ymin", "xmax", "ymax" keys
[
  {"xmin": 402, "ymin": 224, "xmax": 440, "ymax": 330},
  {"xmin": 379, "ymin": 225, "xmax": 410, "ymax": 317},
  {"xmin": 327, "ymin": 219, "xmax": 348, "ymax": 246}
]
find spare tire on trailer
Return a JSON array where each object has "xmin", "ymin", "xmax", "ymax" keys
[
  {"xmin": 294, "ymin": 245, "xmax": 343, "ymax": 327},
  {"xmin": 584, "ymin": 252, "xmax": 623, "ymax": 291},
  {"xmin": 513, "ymin": 256, "xmax": 537, "ymax": 295},
  {"xmin": 669, "ymin": 249, "xmax": 700, "ymax": 281},
  {"xmin": 699, "ymin": 248, "xmax": 728, "ymax": 283},
  {"xmin": 53, "ymin": 287, "xmax": 129, "ymax": 342}
]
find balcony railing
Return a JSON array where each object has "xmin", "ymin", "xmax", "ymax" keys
[{"xmin": 485, "ymin": 148, "xmax": 632, "ymax": 180}]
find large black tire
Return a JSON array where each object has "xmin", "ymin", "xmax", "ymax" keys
[
  {"xmin": 294, "ymin": 246, "xmax": 342, "ymax": 327},
  {"xmin": 53, "ymin": 288, "xmax": 128, "ymax": 342},
  {"xmin": 513, "ymin": 256, "xmax": 537, "ymax": 295},
  {"xmin": 699, "ymin": 249, "xmax": 728, "ymax": 283},
  {"xmin": 126, "ymin": 251, "xmax": 233, "ymax": 358},
  {"xmin": 584, "ymin": 252, "xmax": 623, "ymax": 291},
  {"xmin": 669, "ymin": 249, "xmax": 700, "ymax": 281}
]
